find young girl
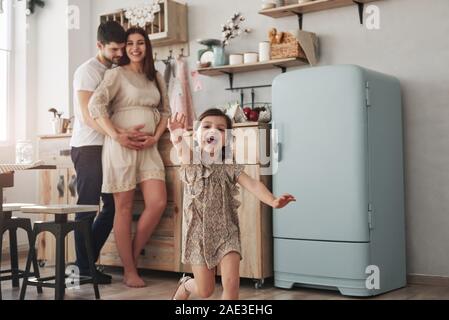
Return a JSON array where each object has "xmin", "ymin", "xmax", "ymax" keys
[{"xmin": 168, "ymin": 108, "xmax": 296, "ymax": 300}]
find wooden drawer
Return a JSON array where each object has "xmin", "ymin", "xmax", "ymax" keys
[
  {"xmin": 38, "ymin": 136, "xmax": 73, "ymax": 169},
  {"xmin": 131, "ymin": 201, "xmax": 176, "ymax": 237},
  {"xmin": 101, "ymin": 234, "xmax": 176, "ymax": 272},
  {"xmin": 138, "ymin": 236, "xmax": 177, "ymax": 271}
]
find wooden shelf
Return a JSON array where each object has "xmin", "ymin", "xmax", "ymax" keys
[
  {"xmin": 197, "ymin": 58, "xmax": 308, "ymax": 76},
  {"xmin": 259, "ymin": 0, "xmax": 379, "ymax": 18},
  {"xmin": 99, "ymin": 0, "xmax": 188, "ymax": 47}
]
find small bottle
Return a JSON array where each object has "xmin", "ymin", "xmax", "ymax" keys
[{"xmin": 16, "ymin": 140, "xmax": 34, "ymax": 164}]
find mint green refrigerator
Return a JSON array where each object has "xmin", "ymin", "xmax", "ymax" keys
[{"xmin": 272, "ymin": 65, "xmax": 406, "ymax": 296}]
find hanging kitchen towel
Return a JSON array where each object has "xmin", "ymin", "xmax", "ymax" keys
[
  {"xmin": 170, "ymin": 56, "xmax": 197, "ymax": 129},
  {"xmin": 164, "ymin": 58, "xmax": 176, "ymax": 85}
]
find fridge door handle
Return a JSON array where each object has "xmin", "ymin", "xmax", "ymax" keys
[
  {"xmin": 275, "ymin": 143, "xmax": 283, "ymax": 162},
  {"xmin": 272, "ymin": 121, "xmax": 283, "ymax": 163}
]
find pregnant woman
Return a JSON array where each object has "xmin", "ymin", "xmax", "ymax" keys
[{"xmin": 88, "ymin": 27, "xmax": 171, "ymax": 287}]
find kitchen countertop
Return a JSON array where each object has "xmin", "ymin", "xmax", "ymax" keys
[
  {"xmin": 37, "ymin": 122, "xmax": 270, "ymax": 140},
  {"xmin": 38, "ymin": 133, "xmax": 72, "ymax": 139}
]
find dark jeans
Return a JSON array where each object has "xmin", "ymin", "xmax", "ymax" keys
[{"xmin": 71, "ymin": 146, "xmax": 115, "ymax": 273}]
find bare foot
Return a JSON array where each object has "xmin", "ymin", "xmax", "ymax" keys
[{"xmin": 123, "ymin": 273, "xmax": 146, "ymax": 288}]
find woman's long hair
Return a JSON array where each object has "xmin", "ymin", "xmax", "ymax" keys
[{"xmin": 118, "ymin": 27, "xmax": 156, "ymax": 82}]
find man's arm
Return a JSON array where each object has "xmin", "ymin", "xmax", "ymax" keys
[
  {"xmin": 79, "ymin": 90, "xmax": 147, "ymax": 139},
  {"xmin": 78, "ymin": 90, "xmax": 108, "ymax": 135}
]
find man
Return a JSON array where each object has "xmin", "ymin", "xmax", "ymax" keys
[{"xmin": 70, "ymin": 21, "xmax": 144, "ymax": 284}]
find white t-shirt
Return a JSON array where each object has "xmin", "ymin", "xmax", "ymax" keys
[{"xmin": 70, "ymin": 57, "xmax": 109, "ymax": 147}]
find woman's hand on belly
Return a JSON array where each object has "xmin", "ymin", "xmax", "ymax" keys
[
  {"xmin": 117, "ymin": 125, "xmax": 146, "ymax": 139},
  {"xmin": 140, "ymin": 135, "xmax": 159, "ymax": 149}
]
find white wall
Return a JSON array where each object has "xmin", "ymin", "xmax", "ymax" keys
[
  {"xmin": 68, "ymin": 0, "xmax": 92, "ymax": 116},
  {"xmin": 2, "ymin": 0, "xmax": 38, "ymax": 206},
  {"xmin": 35, "ymin": 0, "xmax": 70, "ymax": 134}
]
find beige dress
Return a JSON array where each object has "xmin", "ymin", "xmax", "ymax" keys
[
  {"xmin": 179, "ymin": 162, "xmax": 245, "ymax": 269},
  {"xmin": 89, "ymin": 67, "xmax": 171, "ymax": 193}
]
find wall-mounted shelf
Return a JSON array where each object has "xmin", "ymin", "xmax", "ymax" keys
[
  {"xmin": 197, "ymin": 57, "xmax": 307, "ymax": 76},
  {"xmin": 259, "ymin": 0, "xmax": 381, "ymax": 28},
  {"xmin": 99, "ymin": 0, "xmax": 188, "ymax": 47},
  {"xmin": 197, "ymin": 57, "xmax": 308, "ymax": 91}
]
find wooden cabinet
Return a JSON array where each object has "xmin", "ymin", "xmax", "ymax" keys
[
  {"xmin": 37, "ymin": 134, "xmax": 77, "ymax": 266},
  {"xmin": 99, "ymin": 0, "xmax": 188, "ymax": 47},
  {"xmin": 99, "ymin": 165, "xmax": 184, "ymax": 272},
  {"xmin": 220, "ymin": 123, "xmax": 273, "ymax": 286}
]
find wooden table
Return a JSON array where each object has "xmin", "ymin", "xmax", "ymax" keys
[{"xmin": 0, "ymin": 165, "xmax": 56, "ymax": 215}]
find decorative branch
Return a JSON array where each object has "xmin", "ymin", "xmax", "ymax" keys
[{"xmin": 221, "ymin": 12, "xmax": 251, "ymax": 47}]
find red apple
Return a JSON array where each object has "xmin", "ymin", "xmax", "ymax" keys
[
  {"xmin": 243, "ymin": 107, "xmax": 252, "ymax": 120},
  {"xmin": 249, "ymin": 110, "xmax": 260, "ymax": 122}
]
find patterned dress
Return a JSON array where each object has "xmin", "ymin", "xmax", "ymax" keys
[{"xmin": 179, "ymin": 163, "xmax": 245, "ymax": 269}]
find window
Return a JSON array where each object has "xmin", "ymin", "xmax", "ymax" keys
[{"xmin": 0, "ymin": 0, "xmax": 12, "ymax": 143}]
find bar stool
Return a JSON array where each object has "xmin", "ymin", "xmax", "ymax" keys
[
  {"xmin": 19, "ymin": 204, "xmax": 100, "ymax": 300},
  {"xmin": 0, "ymin": 204, "xmax": 42, "ymax": 300}
]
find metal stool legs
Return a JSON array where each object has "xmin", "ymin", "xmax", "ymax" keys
[
  {"xmin": 20, "ymin": 219, "xmax": 100, "ymax": 300},
  {"xmin": 0, "ymin": 215, "xmax": 42, "ymax": 300}
]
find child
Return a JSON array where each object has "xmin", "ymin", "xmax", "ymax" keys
[{"xmin": 168, "ymin": 108, "xmax": 296, "ymax": 300}]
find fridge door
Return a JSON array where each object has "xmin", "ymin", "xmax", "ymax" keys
[{"xmin": 272, "ymin": 65, "xmax": 370, "ymax": 242}]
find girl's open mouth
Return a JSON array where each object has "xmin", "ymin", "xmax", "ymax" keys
[{"xmin": 206, "ymin": 135, "xmax": 218, "ymax": 145}]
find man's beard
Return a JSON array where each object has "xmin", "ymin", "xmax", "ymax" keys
[{"xmin": 101, "ymin": 53, "xmax": 119, "ymax": 66}]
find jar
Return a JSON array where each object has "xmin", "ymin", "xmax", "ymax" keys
[
  {"xmin": 259, "ymin": 41, "xmax": 271, "ymax": 62},
  {"xmin": 229, "ymin": 54, "xmax": 244, "ymax": 65},
  {"xmin": 16, "ymin": 140, "xmax": 34, "ymax": 164},
  {"xmin": 275, "ymin": 0, "xmax": 285, "ymax": 7},
  {"xmin": 244, "ymin": 52, "xmax": 259, "ymax": 64},
  {"xmin": 261, "ymin": 1, "xmax": 276, "ymax": 10}
]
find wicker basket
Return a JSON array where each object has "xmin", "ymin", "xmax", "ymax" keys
[{"xmin": 271, "ymin": 32, "xmax": 307, "ymax": 60}]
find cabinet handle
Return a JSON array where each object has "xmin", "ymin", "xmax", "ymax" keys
[
  {"xmin": 60, "ymin": 149, "xmax": 71, "ymax": 157},
  {"xmin": 57, "ymin": 175, "xmax": 65, "ymax": 198},
  {"xmin": 68, "ymin": 174, "xmax": 77, "ymax": 198}
]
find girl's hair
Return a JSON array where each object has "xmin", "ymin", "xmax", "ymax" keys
[
  {"xmin": 118, "ymin": 27, "xmax": 156, "ymax": 82},
  {"xmin": 197, "ymin": 108, "xmax": 233, "ymax": 162},
  {"xmin": 198, "ymin": 108, "xmax": 233, "ymax": 129}
]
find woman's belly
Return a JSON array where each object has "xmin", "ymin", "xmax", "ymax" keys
[{"xmin": 111, "ymin": 106, "xmax": 160, "ymax": 135}]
